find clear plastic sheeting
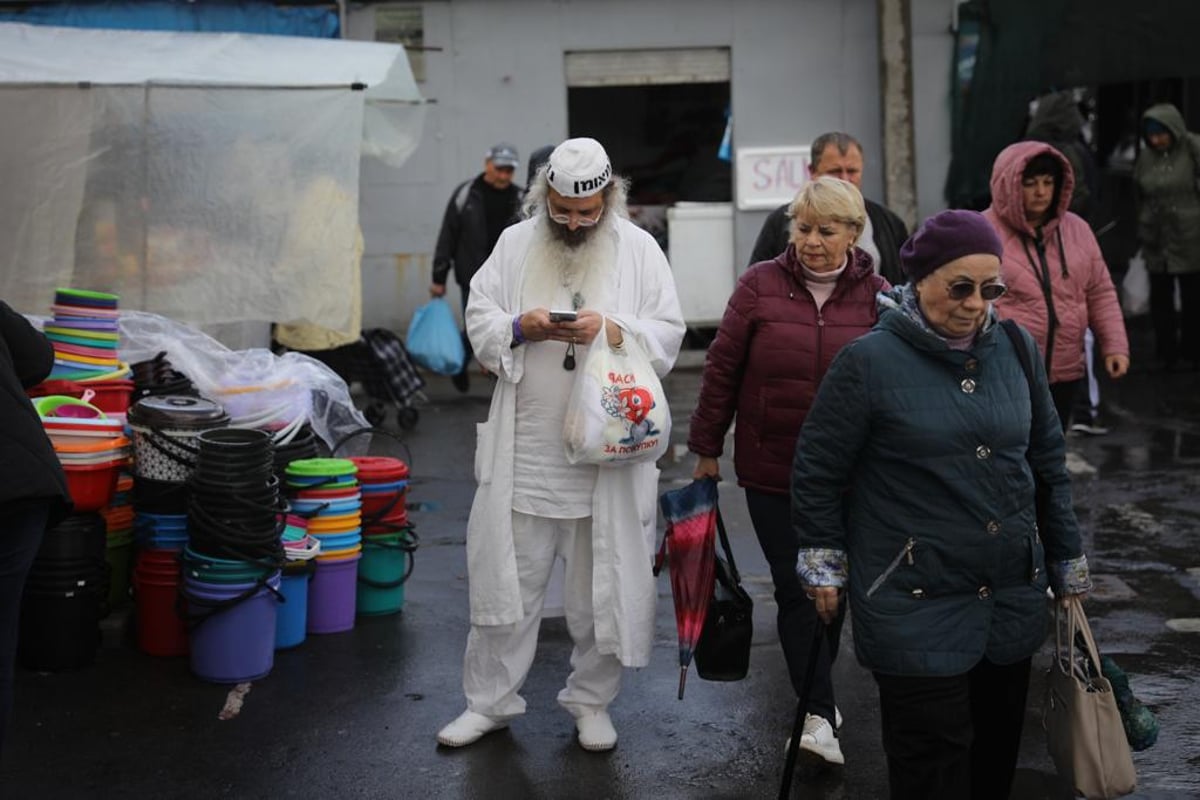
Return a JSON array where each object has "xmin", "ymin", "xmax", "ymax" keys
[
  {"xmin": 0, "ymin": 22, "xmax": 425, "ymax": 323},
  {"xmin": 0, "ymin": 22, "xmax": 425, "ymax": 167},
  {"xmin": 117, "ymin": 310, "xmax": 370, "ymax": 454}
]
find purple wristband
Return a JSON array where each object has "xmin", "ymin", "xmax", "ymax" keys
[{"xmin": 511, "ymin": 315, "xmax": 525, "ymax": 345}]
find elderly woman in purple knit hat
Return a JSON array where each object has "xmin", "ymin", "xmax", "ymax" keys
[{"xmin": 790, "ymin": 209, "xmax": 1092, "ymax": 800}]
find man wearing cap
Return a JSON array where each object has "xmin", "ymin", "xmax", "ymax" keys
[
  {"xmin": 431, "ymin": 143, "xmax": 524, "ymax": 392},
  {"xmin": 436, "ymin": 138, "xmax": 684, "ymax": 752},
  {"xmin": 748, "ymin": 131, "xmax": 909, "ymax": 285}
]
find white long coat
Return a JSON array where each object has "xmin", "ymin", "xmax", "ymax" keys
[{"xmin": 464, "ymin": 215, "xmax": 684, "ymax": 668}]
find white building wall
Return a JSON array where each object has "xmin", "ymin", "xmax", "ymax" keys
[
  {"xmin": 910, "ymin": 0, "xmax": 956, "ymax": 223},
  {"xmin": 348, "ymin": 0, "xmax": 904, "ymax": 331}
]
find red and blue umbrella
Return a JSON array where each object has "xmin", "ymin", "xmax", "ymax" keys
[{"xmin": 655, "ymin": 477, "xmax": 719, "ymax": 699}]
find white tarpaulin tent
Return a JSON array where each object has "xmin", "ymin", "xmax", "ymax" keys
[{"xmin": 0, "ymin": 22, "xmax": 424, "ymax": 329}]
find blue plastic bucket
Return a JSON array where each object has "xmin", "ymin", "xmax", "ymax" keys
[
  {"xmin": 275, "ymin": 564, "xmax": 314, "ymax": 650},
  {"xmin": 289, "ymin": 498, "xmax": 361, "ymax": 515},
  {"xmin": 308, "ymin": 530, "xmax": 362, "ymax": 551},
  {"xmin": 182, "ymin": 572, "xmax": 281, "ymax": 683}
]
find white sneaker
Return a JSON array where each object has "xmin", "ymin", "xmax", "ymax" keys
[
  {"xmin": 436, "ymin": 709, "xmax": 508, "ymax": 747},
  {"xmin": 784, "ymin": 709, "xmax": 844, "ymax": 760},
  {"xmin": 574, "ymin": 709, "xmax": 618, "ymax": 752},
  {"xmin": 797, "ymin": 713, "xmax": 844, "ymax": 765}
]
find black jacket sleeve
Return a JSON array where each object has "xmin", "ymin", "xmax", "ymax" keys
[
  {"xmin": 0, "ymin": 301, "xmax": 54, "ymax": 388},
  {"xmin": 432, "ymin": 181, "xmax": 467, "ymax": 286},
  {"xmin": 0, "ymin": 300, "xmax": 70, "ymax": 512},
  {"xmin": 747, "ymin": 203, "xmax": 792, "ymax": 267},
  {"xmin": 866, "ymin": 199, "xmax": 910, "ymax": 287}
]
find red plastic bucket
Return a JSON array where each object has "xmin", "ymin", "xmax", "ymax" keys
[
  {"xmin": 132, "ymin": 568, "xmax": 188, "ymax": 657},
  {"xmin": 28, "ymin": 379, "xmax": 135, "ymax": 415},
  {"xmin": 349, "ymin": 456, "xmax": 408, "ymax": 483},
  {"xmin": 63, "ymin": 460, "xmax": 122, "ymax": 511}
]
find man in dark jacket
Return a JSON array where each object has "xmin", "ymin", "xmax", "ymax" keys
[
  {"xmin": 0, "ymin": 300, "xmax": 70, "ymax": 757},
  {"xmin": 430, "ymin": 143, "xmax": 524, "ymax": 391},
  {"xmin": 748, "ymin": 132, "xmax": 909, "ymax": 285}
]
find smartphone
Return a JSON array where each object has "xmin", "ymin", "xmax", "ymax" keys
[{"xmin": 549, "ymin": 309, "xmax": 578, "ymax": 323}]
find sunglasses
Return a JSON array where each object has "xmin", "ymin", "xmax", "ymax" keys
[
  {"xmin": 547, "ymin": 200, "xmax": 604, "ymax": 227},
  {"xmin": 946, "ymin": 280, "xmax": 1007, "ymax": 301}
]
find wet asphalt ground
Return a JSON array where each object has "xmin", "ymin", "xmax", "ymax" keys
[{"xmin": 1, "ymin": 318, "xmax": 1197, "ymax": 799}]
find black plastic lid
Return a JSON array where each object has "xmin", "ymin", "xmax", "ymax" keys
[{"xmin": 127, "ymin": 394, "xmax": 229, "ymax": 430}]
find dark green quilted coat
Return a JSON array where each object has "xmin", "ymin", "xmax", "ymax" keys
[{"xmin": 791, "ymin": 304, "xmax": 1085, "ymax": 676}]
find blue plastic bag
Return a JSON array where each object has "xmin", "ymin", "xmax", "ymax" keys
[{"xmin": 406, "ymin": 298, "xmax": 466, "ymax": 376}]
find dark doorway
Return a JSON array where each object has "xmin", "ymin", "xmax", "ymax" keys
[{"xmin": 567, "ymin": 82, "xmax": 731, "ymax": 206}]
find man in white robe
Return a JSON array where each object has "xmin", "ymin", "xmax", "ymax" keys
[{"xmin": 436, "ymin": 138, "xmax": 684, "ymax": 752}]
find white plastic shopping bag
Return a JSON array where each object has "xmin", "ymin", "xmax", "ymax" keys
[
  {"xmin": 1121, "ymin": 250, "xmax": 1149, "ymax": 317},
  {"xmin": 562, "ymin": 326, "xmax": 671, "ymax": 466}
]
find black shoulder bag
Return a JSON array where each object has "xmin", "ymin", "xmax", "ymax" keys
[
  {"xmin": 1000, "ymin": 318, "xmax": 1053, "ymax": 532},
  {"xmin": 693, "ymin": 506, "xmax": 754, "ymax": 682}
]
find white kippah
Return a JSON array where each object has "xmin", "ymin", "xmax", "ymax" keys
[{"xmin": 546, "ymin": 137, "xmax": 612, "ymax": 198}]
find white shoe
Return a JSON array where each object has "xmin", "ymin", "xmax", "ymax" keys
[
  {"xmin": 436, "ymin": 709, "xmax": 508, "ymax": 747},
  {"xmin": 834, "ymin": 705, "xmax": 843, "ymax": 731},
  {"xmin": 797, "ymin": 713, "xmax": 844, "ymax": 765},
  {"xmin": 574, "ymin": 709, "xmax": 618, "ymax": 752}
]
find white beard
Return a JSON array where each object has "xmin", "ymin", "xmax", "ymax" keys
[{"xmin": 520, "ymin": 218, "xmax": 618, "ymax": 312}]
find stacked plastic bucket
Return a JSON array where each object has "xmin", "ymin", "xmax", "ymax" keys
[
  {"xmin": 132, "ymin": 510, "xmax": 189, "ymax": 657},
  {"xmin": 130, "ymin": 353, "xmax": 197, "ymax": 402},
  {"xmin": 36, "ymin": 397, "xmax": 128, "ymax": 513},
  {"xmin": 275, "ymin": 514, "xmax": 320, "ymax": 649},
  {"xmin": 100, "ymin": 473, "xmax": 135, "ymax": 612},
  {"xmin": 19, "ymin": 513, "xmax": 108, "ymax": 670},
  {"xmin": 181, "ymin": 428, "xmax": 284, "ymax": 683},
  {"xmin": 127, "ymin": 395, "xmax": 230, "ymax": 485},
  {"xmin": 285, "ymin": 459, "xmax": 361, "ymax": 634},
  {"xmin": 128, "ymin": 395, "xmax": 229, "ymax": 658},
  {"xmin": 43, "ymin": 288, "xmax": 129, "ymax": 383},
  {"xmin": 352, "ymin": 457, "xmax": 418, "ymax": 616}
]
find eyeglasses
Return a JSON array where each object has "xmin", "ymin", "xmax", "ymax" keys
[
  {"xmin": 947, "ymin": 280, "xmax": 1007, "ymax": 301},
  {"xmin": 547, "ymin": 200, "xmax": 604, "ymax": 227}
]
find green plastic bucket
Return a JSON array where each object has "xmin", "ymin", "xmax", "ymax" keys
[
  {"xmin": 356, "ymin": 533, "xmax": 414, "ymax": 616},
  {"xmin": 105, "ymin": 540, "xmax": 133, "ymax": 610}
]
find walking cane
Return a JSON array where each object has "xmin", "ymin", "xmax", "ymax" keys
[{"xmin": 778, "ymin": 619, "xmax": 827, "ymax": 800}]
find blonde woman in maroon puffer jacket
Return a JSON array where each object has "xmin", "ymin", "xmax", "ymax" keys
[
  {"xmin": 689, "ymin": 177, "xmax": 887, "ymax": 769},
  {"xmin": 983, "ymin": 141, "xmax": 1129, "ymax": 431}
]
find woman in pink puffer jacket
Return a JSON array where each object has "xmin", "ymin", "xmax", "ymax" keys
[{"xmin": 983, "ymin": 141, "xmax": 1129, "ymax": 430}]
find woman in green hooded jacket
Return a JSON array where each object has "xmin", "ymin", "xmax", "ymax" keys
[{"xmin": 1133, "ymin": 102, "xmax": 1200, "ymax": 369}]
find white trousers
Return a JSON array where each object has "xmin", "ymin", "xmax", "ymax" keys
[{"xmin": 461, "ymin": 511, "xmax": 623, "ymax": 719}]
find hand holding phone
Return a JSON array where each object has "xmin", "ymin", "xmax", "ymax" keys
[{"xmin": 549, "ymin": 309, "xmax": 578, "ymax": 323}]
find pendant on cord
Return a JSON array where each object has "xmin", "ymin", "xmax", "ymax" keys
[{"xmin": 563, "ymin": 340, "xmax": 576, "ymax": 371}]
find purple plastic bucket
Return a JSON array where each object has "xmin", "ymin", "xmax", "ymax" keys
[
  {"xmin": 306, "ymin": 555, "xmax": 360, "ymax": 634},
  {"xmin": 182, "ymin": 572, "xmax": 280, "ymax": 683}
]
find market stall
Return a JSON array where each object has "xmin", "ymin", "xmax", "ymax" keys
[
  {"xmin": 2, "ymin": 22, "xmax": 428, "ymax": 678},
  {"xmin": 0, "ymin": 21, "xmax": 425, "ymax": 339}
]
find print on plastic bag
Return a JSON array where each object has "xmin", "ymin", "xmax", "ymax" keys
[{"xmin": 563, "ymin": 325, "xmax": 670, "ymax": 466}]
